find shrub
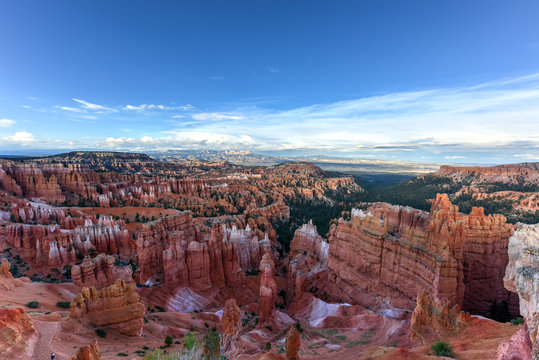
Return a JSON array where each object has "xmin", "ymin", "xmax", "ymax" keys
[
  {"xmin": 26, "ymin": 301, "xmax": 39, "ymax": 309},
  {"xmin": 203, "ymin": 330, "xmax": 220, "ymax": 359},
  {"xmin": 265, "ymin": 342, "xmax": 271, "ymax": 351},
  {"xmin": 511, "ymin": 317, "xmax": 525, "ymax": 325},
  {"xmin": 56, "ymin": 301, "xmax": 71, "ymax": 309},
  {"xmin": 431, "ymin": 341, "xmax": 455, "ymax": 357},
  {"xmin": 295, "ymin": 322, "xmax": 303, "ymax": 333},
  {"xmin": 117, "ymin": 353, "xmax": 128, "ymax": 357},
  {"xmin": 184, "ymin": 332, "xmax": 196, "ymax": 350},
  {"xmin": 165, "ymin": 335, "xmax": 173, "ymax": 346},
  {"xmin": 95, "ymin": 329, "xmax": 107, "ymax": 338}
]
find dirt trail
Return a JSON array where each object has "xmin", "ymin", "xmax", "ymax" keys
[{"xmin": 33, "ymin": 320, "xmax": 62, "ymax": 360}]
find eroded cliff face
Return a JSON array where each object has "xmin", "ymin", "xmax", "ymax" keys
[
  {"xmin": 6, "ymin": 216, "xmax": 132, "ymax": 267},
  {"xmin": 504, "ymin": 224, "xmax": 539, "ymax": 358},
  {"xmin": 70, "ymin": 279, "xmax": 146, "ymax": 336},
  {"xmin": 326, "ymin": 194, "xmax": 518, "ymax": 316},
  {"xmin": 410, "ymin": 291, "xmax": 471, "ymax": 343},
  {"xmin": 137, "ymin": 213, "xmax": 271, "ymax": 294},
  {"xmin": 287, "ymin": 221, "xmax": 328, "ymax": 304},
  {"xmin": 71, "ymin": 254, "xmax": 132, "ymax": 289}
]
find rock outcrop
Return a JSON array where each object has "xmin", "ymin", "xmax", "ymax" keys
[
  {"xmin": 259, "ymin": 251, "xmax": 278, "ymax": 324},
  {"xmin": 410, "ymin": 291, "xmax": 471, "ymax": 343},
  {"xmin": 222, "ymin": 298, "xmax": 242, "ymax": 336},
  {"xmin": 497, "ymin": 326, "xmax": 533, "ymax": 360},
  {"xmin": 504, "ymin": 224, "xmax": 539, "ymax": 358},
  {"xmin": 0, "ymin": 259, "xmax": 23, "ymax": 290},
  {"xmin": 70, "ymin": 279, "xmax": 145, "ymax": 336},
  {"xmin": 72, "ymin": 339, "xmax": 101, "ymax": 360},
  {"xmin": 0, "ymin": 308, "xmax": 38, "ymax": 358},
  {"xmin": 286, "ymin": 327, "xmax": 301, "ymax": 360},
  {"xmin": 71, "ymin": 254, "xmax": 132, "ymax": 289},
  {"xmin": 326, "ymin": 194, "xmax": 519, "ymax": 316}
]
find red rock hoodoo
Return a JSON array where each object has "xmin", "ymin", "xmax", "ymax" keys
[
  {"xmin": 70, "ymin": 279, "xmax": 146, "ymax": 336},
  {"xmin": 258, "ymin": 251, "xmax": 278, "ymax": 324}
]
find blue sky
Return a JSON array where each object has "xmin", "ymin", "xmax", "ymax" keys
[{"xmin": 0, "ymin": 0, "xmax": 538, "ymax": 163}]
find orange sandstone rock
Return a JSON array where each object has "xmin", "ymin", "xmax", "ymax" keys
[
  {"xmin": 286, "ymin": 327, "xmax": 301, "ymax": 360},
  {"xmin": 326, "ymin": 194, "xmax": 518, "ymax": 316},
  {"xmin": 259, "ymin": 251, "xmax": 277, "ymax": 324},
  {"xmin": 70, "ymin": 279, "xmax": 145, "ymax": 336},
  {"xmin": 0, "ymin": 308, "xmax": 38, "ymax": 358},
  {"xmin": 72, "ymin": 339, "xmax": 101, "ymax": 360},
  {"xmin": 222, "ymin": 298, "xmax": 241, "ymax": 335},
  {"xmin": 71, "ymin": 254, "xmax": 132, "ymax": 289},
  {"xmin": 410, "ymin": 291, "xmax": 471, "ymax": 343}
]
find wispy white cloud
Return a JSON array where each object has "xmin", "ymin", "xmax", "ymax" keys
[
  {"xmin": 268, "ymin": 67, "xmax": 280, "ymax": 74},
  {"xmin": 192, "ymin": 112, "xmax": 246, "ymax": 121},
  {"xmin": 57, "ymin": 106, "xmax": 86, "ymax": 113},
  {"xmin": 73, "ymin": 98, "xmax": 118, "ymax": 112},
  {"xmin": 0, "ymin": 119, "xmax": 15, "ymax": 127},
  {"xmin": 123, "ymin": 103, "xmax": 195, "ymax": 112},
  {"xmin": 97, "ymin": 131, "xmax": 257, "ymax": 151},
  {"xmin": 514, "ymin": 153, "xmax": 539, "ymax": 161},
  {"xmin": 210, "ymin": 75, "xmax": 225, "ymax": 81},
  {"xmin": 4, "ymin": 73, "xmax": 539, "ymax": 163}
]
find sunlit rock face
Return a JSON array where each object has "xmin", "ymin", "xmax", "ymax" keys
[
  {"xmin": 504, "ymin": 224, "xmax": 539, "ymax": 358},
  {"xmin": 71, "ymin": 339, "xmax": 101, "ymax": 360},
  {"xmin": 71, "ymin": 254, "xmax": 132, "ymax": 289},
  {"xmin": 0, "ymin": 308, "xmax": 38, "ymax": 358},
  {"xmin": 6, "ymin": 216, "xmax": 132, "ymax": 267},
  {"xmin": 410, "ymin": 291, "xmax": 471, "ymax": 343},
  {"xmin": 69, "ymin": 279, "xmax": 146, "ymax": 336},
  {"xmin": 258, "ymin": 251, "xmax": 278, "ymax": 325},
  {"xmin": 326, "ymin": 193, "xmax": 518, "ymax": 316}
]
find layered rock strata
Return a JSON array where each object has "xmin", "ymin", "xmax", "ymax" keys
[
  {"xmin": 259, "ymin": 251, "xmax": 278, "ymax": 324},
  {"xmin": 327, "ymin": 194, "xmax": 518, "ymax": 316},
  {"xmin": 71, "ymin": 254, "xmax": 132, "ymax": 289},
  {"xmin": 410, "ymin": 291, "xmax": 471, "ymax": 342},
  {"xmin": 6, "ymin": 216, "xmax": 132, "ymax": 267},
  {"xmin": 72, "ymin": 339, "xmax": 101, "ymax": 360},
  {"xmin": 70, "ymin": 279, "xmax": 146, "ymax": 336}
]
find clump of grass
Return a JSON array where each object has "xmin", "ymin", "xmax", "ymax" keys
[
  {"xmin": 117, "ymin": 353, "xmax": 128, "ymax": 357},
  {"xmin": 431, "ymin": 341, "xmax": 455, "ymax": 358},
  {"xmin": 511, "ymin": 316, "xmax": 525, "ymax": 325}
]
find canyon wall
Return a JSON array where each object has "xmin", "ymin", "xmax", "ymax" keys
[{"xmin": 326, "ymin": 194, "xmax": 518, "ymax": 316}]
